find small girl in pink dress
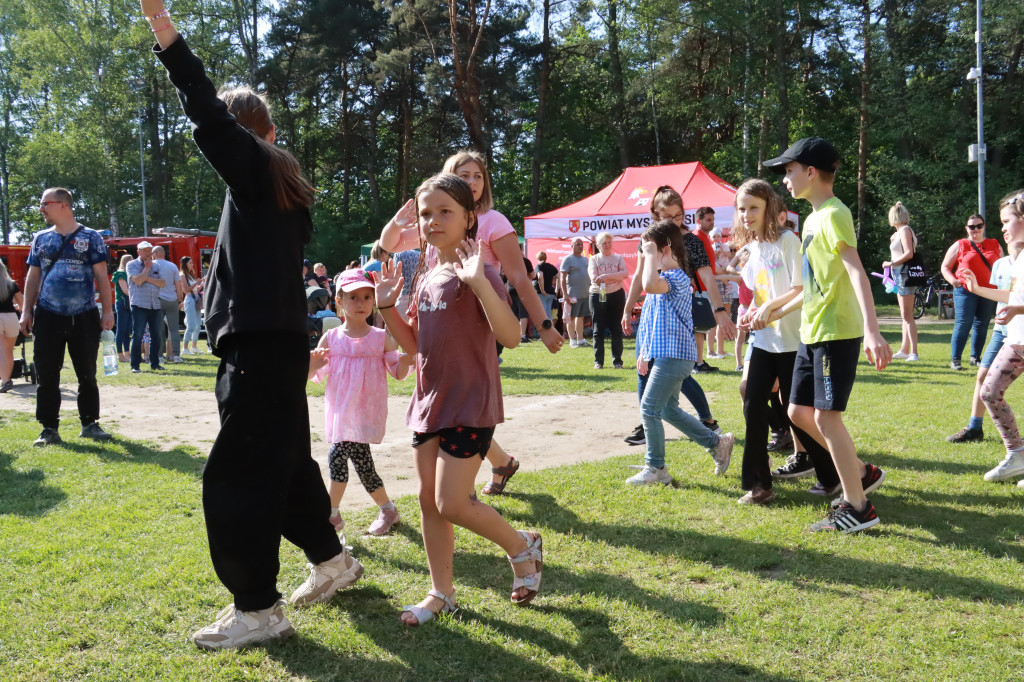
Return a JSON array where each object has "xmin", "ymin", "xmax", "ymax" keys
[{"xmin": 309, "ymin": 269, "xmax": 413, "ymax": 536}]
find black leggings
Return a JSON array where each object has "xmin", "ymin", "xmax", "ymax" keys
[
  {"xmin": 328, "ymin": 441, "xmax": 384, "ymax": 493},
  {"xmin": 741, "ymin": 347, "xmax": 840, "ymax": 491}
]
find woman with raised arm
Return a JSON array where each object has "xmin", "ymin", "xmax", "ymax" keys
[{"xmin": 141, "ymin": 1, "xmax": 362, "ymax": 650}]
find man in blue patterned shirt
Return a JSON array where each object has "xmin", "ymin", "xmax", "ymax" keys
[{"xmin": 20, "ymin": 188, "xmax": 114, "ymax": 446}]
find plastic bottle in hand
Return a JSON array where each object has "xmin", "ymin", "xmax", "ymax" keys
[
  {"xmin": 600, "ymin": 282, "xmax": 607, "ymax": 302},
  {"xmin": 101, "ymin": 329, "xmax": 118, "ymax": 376}
]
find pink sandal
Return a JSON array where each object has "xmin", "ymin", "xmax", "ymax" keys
[{"xmin": 508, "ymin": 530, "xmax": 543, "ymax": 605}]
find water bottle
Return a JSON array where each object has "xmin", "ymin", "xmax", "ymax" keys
[
  {"xmin": 101, "ymin": 329, "xmax": 118, "ymax": 376},
  {"xmin": 600, "ymin": 283, "xmax": 607, "ymax": 302}
]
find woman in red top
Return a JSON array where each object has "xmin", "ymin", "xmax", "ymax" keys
[{"xmin": 941, "ymin": 214, "xmax": 1004, "ymax": 370}]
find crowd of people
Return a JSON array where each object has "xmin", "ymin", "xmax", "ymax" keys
[{"xmin": 4, "ymin": 0, "xmax": 1023, "ymax": 654}]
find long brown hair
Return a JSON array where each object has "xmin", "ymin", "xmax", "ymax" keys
[
  {"xmin": 731, "ymin": 179, "xmax": 784, "ymax": 247},
  {"xmin": 641, "ymin": 219, "xmax": 690, "ymax": 278},
  {"xmin": 219, "ymin": 88, "xmax": 315, "ymax": 212},
  {"xmin": 410, "ymin": 174, "xmax": 479, "ymax": 296}
]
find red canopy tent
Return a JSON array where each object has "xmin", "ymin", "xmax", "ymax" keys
[{"xmin": 524, "ymin": 162, "xmax": 744, "ymax": 283}]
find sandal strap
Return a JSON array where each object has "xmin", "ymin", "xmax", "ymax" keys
[
  {"xmin": 490, "ymin": 456, "xmax": 519, "ymax": 477},
  {"xmin": 507, "ymin": 530, "xmax": 542, "ymax": 564},
  {"xmin": 426, "ymin": 588, "xmax": 457, "ymax": 611}
]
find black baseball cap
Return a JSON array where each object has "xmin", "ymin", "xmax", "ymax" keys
[{"xmin": 764, "ymin": 137, "xmax": 841, "ymax": 174}]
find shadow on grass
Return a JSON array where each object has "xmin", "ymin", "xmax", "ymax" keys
[
  {"xmin": 870, "ymin": 451, "xmax": 988, "ymax": 476},
  {"xmin": 0, "ymin": 451, "xmax": 67, "ymax": 516},
  {"xmin": 499, "ymin": 366, "xmax": 625, "ymax": 384},
  {"xmin": 57, "ymin": 439, "xmax": 205, "ymax": 478},
  {"xmin": 337, "ymin": 582, "xmax": 794, "ymax": 682},
  {"xmin": 496, "ymin": 493, "xmax": 1024, "ymax": 604}
]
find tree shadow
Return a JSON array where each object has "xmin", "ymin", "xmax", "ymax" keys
[
  {"xmin": 0, "ymin": 451, "xmax": 67, "ymax": 517},
  {"xmin": 869, "ymin": 452, "xmax": 988, "ymax": 476},
  {"xmin": 494, "ymin": 493, "xmax": 1024, "ymax": 604}
]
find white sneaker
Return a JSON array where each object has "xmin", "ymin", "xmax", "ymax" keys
[
  {"xmin": 709, "ymin": 432, "xmax": 735, "ymax": 476},
  {"xmin": 983, "ymin": 451, "xmax": 1024, "ymax": 482},
  {"xmin": 182, "ymin": 348, "xmax": 194, "ymax": 356},
  {"xmin": 892, "ymin": 350, "xmax": 910, "ymax": 360},
  {"xmin": 625, "ymin": 465, "xmax": 672, "ymax": 486},
  {"xmin": 289, "ymin": 549, "xmax": 364, "ymax": 605},
  {"xmin": 707, "ymin": 352, "xmax": 727, "ymax": 360},
  {"xmin": 906, "ymin": 353, "xmax": 920, "ymax": 362},
  {"xmin": 1017, "ymin": 479, "xmax": 1024, "ymax": 488},
  {"xmin": 192, "ymin": 600, "xmax": 294, "ymax": 650}
]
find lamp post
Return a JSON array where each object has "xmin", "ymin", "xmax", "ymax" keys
[
  {"xmin": 966, "ymin": 0, "xmax": 985, "ymax": 216},
  {"xmin": 131, "ymin": 78, "xmax": 149, "ymax": 236}
]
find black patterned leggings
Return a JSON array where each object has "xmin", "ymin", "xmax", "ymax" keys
[{"xmin": 328, "ymin": 441, "xmax": 384, "ymax": 493}]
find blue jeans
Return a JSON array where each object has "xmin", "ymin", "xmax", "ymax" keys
[
  {"xmin": 637, "ymin": 367, "xmax": 712, "ymax": 422},
  {"xmin": 183, "ymin": 295, "xmax": 202, "ymax": 346},
  {"xmin": 952, "ymin": 287, "xmax": 996, "ymax": 362},
  {"xmin": 640, "ymin": 357, "xmax": 719, "ymax": 469},
  {"xmin": 115, "ymin": 299, "xmax": 133, "ymax": 354},
  {"xmin": 131, "ymin": 305, "xmax": 163, "ymax": 369}
]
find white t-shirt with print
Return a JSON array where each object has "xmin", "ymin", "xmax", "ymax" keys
[
  {"xmin": 741, "ymin": 230, "xmax": 802, "ymax": 353},
  {"xmin": 1004, "ymin": 254, "xmax": 1024, "ymax": 344},
  {"xmin": 990, "ymin": 255, "xmax": 1014, "ymax": 334}
]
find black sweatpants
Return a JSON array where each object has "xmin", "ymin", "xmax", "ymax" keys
[
  {"xmin": 741, "ymin": 346, "xmax": 840, "ymax": 491},
  {"xmin": 33, "ymin": 307, "xmax": 101, "ymax": 430},
  {"xmin": 204, "ymin": 332, "xmax": 342, "ymax": 611}
]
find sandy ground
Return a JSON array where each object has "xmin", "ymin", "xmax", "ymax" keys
[{"xmin": 0, "ymin": 381, "xmax": 706, "ymax": 512}]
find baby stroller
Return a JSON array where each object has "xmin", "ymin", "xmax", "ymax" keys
[
  {"xmin": 306, "ymin": 284, "xmax": 334, "ymax": 348},
  {"xmin": 11, "ymin": 331, "xmax": 36, "ymax": 385}
]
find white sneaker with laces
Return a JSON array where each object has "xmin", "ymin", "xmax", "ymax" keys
[
  {"xmin": 892, "ymin": 350, "xmax": 910, "ymax": 360},
  {"xmin": 289, "ymin": 549, "xmax": 364, "ymax": 605},
  {"xmin": 906, "ymin": 353, "xmax": 920, "ymax": 362},
  {"xmin": 192, "ymin": 600, "xmax": 294, "ymax": 650},
  {"xmin": 625, "ymin": 465, "xmax": 672, "ymax": 486},
  {"xmin": 983, "ymin": 451, "xmax": 1024, "ymax": 482},
  {"xmin": 709, "ymin": 432, "xmax": 735, "ymax": 476}
]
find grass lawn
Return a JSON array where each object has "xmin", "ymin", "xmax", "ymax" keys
[{"xmin": 3, "ymin": 321, "xmax": 1024, "ymax": 681}]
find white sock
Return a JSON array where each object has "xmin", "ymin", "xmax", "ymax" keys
[{"xmin": 380, "ymin": 501, "xmax": 396, "ymax": 511}]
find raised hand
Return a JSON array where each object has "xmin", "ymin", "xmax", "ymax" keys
[
  {"xmin": 453, "ymin": 238, "xmax": 484, "ymax": 286},
  {"xmin": 393, "ymin": 199, "xmax": 417, "ymax": 231},
  {"xmin": 374, "ymin": 257, "xmax": 404, "ymax": 309}
]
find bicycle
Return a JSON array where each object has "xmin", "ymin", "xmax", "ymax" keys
[{"xmin": 913, "ymin": 273, "xmax": 953, "ymax": 319}]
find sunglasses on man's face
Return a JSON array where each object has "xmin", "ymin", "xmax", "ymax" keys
[{"xmin": 966, "ymin": 223, "xmax": 985, "ymax": 230}]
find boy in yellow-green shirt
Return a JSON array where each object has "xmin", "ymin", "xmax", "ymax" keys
[{"xmin": 763, "ymin": 137, "xmax": 892, "ymax": 533}]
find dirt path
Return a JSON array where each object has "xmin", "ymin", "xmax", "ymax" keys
[{"xmin": 1, "ymin": 382, "xmax": 706, "ymax": 512}]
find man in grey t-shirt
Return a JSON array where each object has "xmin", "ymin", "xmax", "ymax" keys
[
  {"xmin": 153, "ymin": 246, "xmax": 182, "ymax": 363},
  {"xmin": 559, "ymin": 238, "xmax": 592, "ymax": 348}
]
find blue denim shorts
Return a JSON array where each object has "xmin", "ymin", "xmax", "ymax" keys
[
  {"xmin": 981, "ymin": 328, "xmax": 1007, "ymax": 369},
  {"xmin": 892, "ymin": 265, "xmax": 917, "ymax": 297}
]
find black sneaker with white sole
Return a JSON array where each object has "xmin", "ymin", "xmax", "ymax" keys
[
  {"xmin": 624, "ymin": 424, "xmax": 646, "ymax": 446},
  {"xmin": 809, "ymin": 500, "xmax": 880, "ymax": 533},
  {"xmin": 830, "ymin": 463, "xmax": 886, "ymax": 508},
  {"xmin": 772, "ymin": 452, "xmax": 815, "ymax": 479},
  {"xmin": 692, "ymin": 361, "xmax": 719, "ymax": 374}
]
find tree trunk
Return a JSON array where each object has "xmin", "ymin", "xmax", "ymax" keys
[
  {"xmin": 230, "ymin": 0, "xmax": 260, "ymax": 85},
  {"xmin": 991, "ymin": 38, "xmax": 1023, "ymax": 171},
  {"xmin": 857, "ymin": 0, "xmax": 871, "ymax": 239},
  {"xmin": 607, "ymin": 0, "xmax": 629, "ymax": 168},
  {"xmin": 448, "ymin": 0, "xmax": 491, "ymax": 153},
  {"xmin": 773, "ymin": 0, "xmax": 790, "ymax": 151},
  {"xmin": 530, "ymin": 0, "xmax": 552, "ymax": 213}
]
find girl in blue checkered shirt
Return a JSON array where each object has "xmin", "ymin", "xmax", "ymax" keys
[{"xmin": 627, "ymin": 220, "xmax": 737, "ymax": 486}]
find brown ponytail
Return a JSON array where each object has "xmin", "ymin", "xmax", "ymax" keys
[{"xmin": 219, "ymin": 88, "xmax": 315, "ymax": 212}]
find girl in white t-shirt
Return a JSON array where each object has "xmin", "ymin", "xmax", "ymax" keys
[
  {"xmin": 733, "ymin": 179, "xmax": 836, "ymax": 505},
  {"xmin": 962, "ymin": 191, "xmax": 1024, "ymax": 484}
]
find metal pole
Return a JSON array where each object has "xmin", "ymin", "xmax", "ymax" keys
[
  {"xmin": 135, "ymin": 82, "xmax": 149, "ymax": 236},
  {"xmin": 976, "ymin": 0, "xmax": 985, "ymax": 217}
]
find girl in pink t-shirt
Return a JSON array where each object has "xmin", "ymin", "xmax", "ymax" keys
[
  {"xmin": 375, "ymin": 173, "xmax": 544, "ymax": 626},
  {"xmin": 309, "ymin": 269, "xmax": 413, "ymax": 536}
]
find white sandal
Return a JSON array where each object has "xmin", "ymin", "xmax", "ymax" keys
[
  {"xmin": 508, "ymin": 530, "xmax": 543, "ymax": 605},
  {"xmin": 400, "ymin": 589, "xmax": 458, "ymax": 626}
]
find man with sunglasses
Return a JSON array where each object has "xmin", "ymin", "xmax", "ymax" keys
[
  {"xmin": 20, "ymin": 188, "xmax": 115, "ymax": 446},
  {"xmin": 940, "ymin": 214, "xmax": 1004, "ymax": 371}
]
